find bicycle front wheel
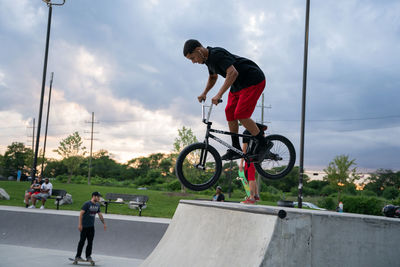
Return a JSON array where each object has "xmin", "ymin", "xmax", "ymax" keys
[
  {"xmin": 175, "ymin": 142, "xmax": 222, "ymax": 191},
  {"xmin": 255, "ymin": 134, "xmax": 296, "ymax": 180}
]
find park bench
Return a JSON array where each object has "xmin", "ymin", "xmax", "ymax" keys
[
  {"xmin": 25, "ymin": 188, "xmax": 67, "ymax": 210},
  {"xmin": 49, "ymin": 189, "xmax": 67, "ymax": 210},
  {"xmin": 104, "ymin": 193, "xmax": 149, "ymax": 216}
]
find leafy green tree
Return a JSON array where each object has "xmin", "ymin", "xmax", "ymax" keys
[
  {"xmin": 320, "ymin": 184, "xmax": 336, "ymax": 196},
  {"xmin": 89, "ymin": 150, "xmax": 122, "ymax": 180},
  {"xmin": 173, "ymin": 126, "xmax": 198, "ymax": 192},
  {"xmin": 306, "ymin": 180, "xmax": 329, "ymax": 192},
  {"xmin": 364, "ymin": 169, "xmax": 400, "ymax": 196},
  {"xmin": 323, "ymin": 155, "xmax": 359, "ymax": 202},
  {"xmin": 173, "ymin": 126, "xmax": 198, "ymax": 153},
  {"xmin": 0, "ymin": 154, "xmax": 5, "ymax": 177},
  {"xmin": 3, "ymin": 142, "xmax": 33, "ymax": 178},
  {"xmin": 127, "ymin": 153, "xmax": 175, "ymax": 186},
  {"xmin": 43, "ymin": 159, "xmax": 68, "ymax": 178},
  {"xmin": 266, "ymin": 166, "xmax": 305, "ymax": 193},
  {"xmin": 54, "ymin": 132, "xmax": 86, "ymax": 183}
]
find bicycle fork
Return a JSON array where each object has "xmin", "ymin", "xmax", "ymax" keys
[{"xmin": 196, "ymin": 146, "xmax": 208, "ymax": 170}]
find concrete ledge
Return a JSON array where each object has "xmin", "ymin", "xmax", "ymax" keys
[{"xmin": 0, "ymin": 205, "xmax": 171, "ymax": 224}]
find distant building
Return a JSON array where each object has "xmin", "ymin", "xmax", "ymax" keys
[{"xmin": 304, "ymin": 170, "xmax": 325, "ymax": 181}]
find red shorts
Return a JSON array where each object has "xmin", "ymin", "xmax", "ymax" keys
[
  {"xmin": 245, "ymin": 162, "xmax": 256, "ymax": 181},
  {"xmin": 225, "ymin": 80, "xmax": 265, "ymax": 121}
]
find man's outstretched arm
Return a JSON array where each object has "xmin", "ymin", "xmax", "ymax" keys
[
  {"xmin": 212, "ymin": 65, "xmax": 238, "ymax": 105},
  {"xmin": 198, "ymin": 74, "xmax": 218, "ymax": 102}
]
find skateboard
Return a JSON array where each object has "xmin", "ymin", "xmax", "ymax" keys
[
  {"xmin": 68, "ymin": 258, "xmax": 97, "ymax": 266},
  {"xmin": 236, "ymin": 170, "xmax": 251, "ymax": 198}
]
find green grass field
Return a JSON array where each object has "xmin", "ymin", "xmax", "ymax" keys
[{"xmin": 0, "ymin": 180, "xmax": 276, "ymax": 218}]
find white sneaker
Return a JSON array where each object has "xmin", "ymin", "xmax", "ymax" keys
[
  {"xmin": 40, "ymin": 206, "xmax": 45, "ymax": 210},
  {"xmin": 28, "ymin": 205, "xmax": 35, "ymax": 209}
]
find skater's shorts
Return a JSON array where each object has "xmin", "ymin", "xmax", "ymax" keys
[
  {"xmin": 225, "ymin": 80, "xmax": 265, "ymax": 121},
  {"xmin": 34, "ymin": 193, "xmax": 50, "ymax": 200},
  {"xmin": 245, "ymin": 162, "xmax": 256, "ymax": 181}
]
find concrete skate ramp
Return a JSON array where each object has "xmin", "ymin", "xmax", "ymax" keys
[
  {"xmin": 0, "ymin": 206, "xmax": 169, "ymax": 259},
  {"xmin": 141, "ymin": 200, "xmax": 400, "ymax": 267}
]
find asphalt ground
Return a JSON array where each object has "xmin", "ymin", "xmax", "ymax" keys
[{"xmin": 0, "ymin": 206, "xmax": 170, "ymax": 267}]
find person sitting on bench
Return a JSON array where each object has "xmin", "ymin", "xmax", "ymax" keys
[{"xmin": 29, "ymin": 178, "xmax": 53, "ymax": 210}]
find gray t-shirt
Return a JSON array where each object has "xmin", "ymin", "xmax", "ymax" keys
[{"xmin": 81, "ymin": 201, "xmax": 100, "ymax": 228}]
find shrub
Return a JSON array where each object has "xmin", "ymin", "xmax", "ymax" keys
[
  {"xmin": 321, "ymin": 185, "xmax": 336, "ymax": 196},
  {"xmin": 259, "ymin": 192, "xmax": 281, "ymax": 202},
  {"xmin": 343, "ymin": 183, "xmax": 357, "ymax": 195},
  {"xmin": 341, "ymin": 195, "xmax": 384, "ymax": 216},
  {"xmin": 263, "ymin": 185, "xmax": 282, "ymax": 195},
  {"xmin": 167, "ymin": 180, "xmax": 181, "ymax": 191},
  {"xmin": 317, "ymin": 197, "xmax": 336, "ymax": 210},
  {"xmin": 382, "ymin": 186, "xmax": 399, "ymax": 200},
  {"xmin": 360, "ymin": 190, "xmax": 377, "ymax": 197},
  {"xmin": 306, "ymin": 180, "xmax": 329, "ymax": 191},
  {"xmin": 392, "ymin": 197, "xmax": 400, "ymax": 206}
]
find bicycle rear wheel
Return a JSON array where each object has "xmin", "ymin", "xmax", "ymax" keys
[
  {"xmin": 254, "ymin": 134, "xmax": 296, "ymax": 180},
  {"xmin": 175, "ymin": 142, "xmax": 222, "ymax": 191}
]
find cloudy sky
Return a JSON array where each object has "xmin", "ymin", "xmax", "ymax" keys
[{"xmin": 0, "ymin": 0, "xmax": 399, "ymax": 172}]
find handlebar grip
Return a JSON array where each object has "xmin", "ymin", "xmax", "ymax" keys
[{"xmin": 218, "ymin": 99, "xmax": 223, "ymax": 103}]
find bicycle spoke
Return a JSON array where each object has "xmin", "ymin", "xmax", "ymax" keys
[
  {"xmin": 255, "ymin": 135, "xmax": 296, "ymax": 180},
  {"xmin": 176, "ymin": 143, "xmax": 222, "ymax": 190}
]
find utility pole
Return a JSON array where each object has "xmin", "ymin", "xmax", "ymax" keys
[
  {"xmin": 256, "ymin": 93, "xmax": 271, "ymax": 192},
  {"xmin": 85, "ymin": 112, "xmax": 98, "ymax": 185},
  {"xmin": 41, "ymin": 72, "xmax": 54, "ymax": 176}
]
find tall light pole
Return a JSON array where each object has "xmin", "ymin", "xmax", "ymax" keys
[
  {"xmin": 31, "ymin": 0, "xmax": 66, "ymax": 179},
  {"xmin": 41, "ymin": 72, "xmax": 54, "ymax": 176},
  {"xmin": 298, "ymin": 0, "xmax": 311, "ymax": 209}
]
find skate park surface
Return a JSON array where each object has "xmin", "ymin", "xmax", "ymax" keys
[
  {"xmin": 0, "ymin": 205, "xmax": 170, "ymax": 267},
  {"xmin": 2, "ymin": 201, "xmax": 400, "ymax": 267}
]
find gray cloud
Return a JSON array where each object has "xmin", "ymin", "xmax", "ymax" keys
[{"xmin": 0, "ymin": 0, "xmax": 399, "ymax": 170}]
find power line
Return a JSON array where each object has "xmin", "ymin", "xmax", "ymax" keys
[{"xmin": 272, "ymin": 114, "xmax": 400, "ymax": 122}]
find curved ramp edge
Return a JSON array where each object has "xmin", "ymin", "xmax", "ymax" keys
[{"xmin": 141, "ymin": 200, "xmax": 400, "ymax": 267}]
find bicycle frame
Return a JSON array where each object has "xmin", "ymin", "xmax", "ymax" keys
[{"xmin": 200, "ymin": 101, "xmax": 255, "ymax": 164}]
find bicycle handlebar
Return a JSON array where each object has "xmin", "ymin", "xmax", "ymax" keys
[{"xmin": 201, "ymin": 99, "xmax": 223, "ymax": 123}]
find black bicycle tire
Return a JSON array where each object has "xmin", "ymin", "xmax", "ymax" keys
[
  {"xmin": 254, "ymin": 134, "xmax": 296, "ymax": 180},
  {"xmin": 175, "ymin": 142, "xmax": 222, "ymax": 191}
]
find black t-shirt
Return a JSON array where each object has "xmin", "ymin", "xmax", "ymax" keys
[
  {"xmin": 30, "ymin": 180, "xmax": 44, "ymax": 192},
  {"xmin": 205, "ymin": 47, "xmax": 265, "ymax": 92},
  {"xmin": 31, "ymin": 179, "xmax": 44, "ymax": 185},
  {"xmin": 81, "ymin": 201, "xmax": 101, "ymax": 228},
  {"xmin": 213, "ymin": 193, "xmax": 225, "ymax": 202}
]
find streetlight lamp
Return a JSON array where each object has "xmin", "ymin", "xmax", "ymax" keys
[{"xmin": 31, "ymin": 0, "xmax": 66, "ymax": 179}]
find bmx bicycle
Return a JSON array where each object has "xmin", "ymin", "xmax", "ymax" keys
[{"xmin": 175, "ymin": 100, "xmax": 296, "ymax": 191}]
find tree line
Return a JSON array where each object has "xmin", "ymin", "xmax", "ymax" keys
[{"xmin": 0, "ymin": 130, "xmax": 399, "ymax": 204}]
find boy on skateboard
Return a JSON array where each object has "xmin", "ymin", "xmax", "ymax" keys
[{"xmin": 74, "ymin": 192, "xmax": 106, "ymax": 263}]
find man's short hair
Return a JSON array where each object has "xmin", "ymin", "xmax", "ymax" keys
[
  {"xmin": 92, "ymin": 191, "xmax": 102, "ymax": 197},
  {"xmin": 183, "ymin": 39, "xmax": 202, "ymax": 56}
]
